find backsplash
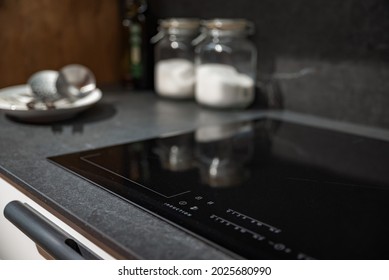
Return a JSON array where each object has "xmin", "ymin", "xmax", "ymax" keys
[
  {"xmin": 148, "ymin": 0, "xmax": 389, "ymax": 128},
  {"xmin": 148, "ymin": 0, "xmax": 389, "ymax": 65}
]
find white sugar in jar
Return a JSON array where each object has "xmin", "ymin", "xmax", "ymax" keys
[
  {"xmin": 196, "ymin": 64, "xmax": 255, "ymax": 108},
  {"xmin": 155, "ymin": 59, "xmax": 195, "ymax": 98}
]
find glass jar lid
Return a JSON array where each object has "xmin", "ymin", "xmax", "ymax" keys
[
  {"xmin": 151, "ymin": 18, "xmax": 200, "ymax": 43},
  {"xmin": 160, "ymin": 18, "xmax": 200, "ymax": 29},
  {"xmin": 198, "ymin": 18, "xmax": 254, "ymax": 38},
  {"xmin": 160, "ymin": 18, "xmax": 200, "ymax": 35},
  {"xmin": 202, "ymin": 19, "xmax": 249, "ymax": 31}
]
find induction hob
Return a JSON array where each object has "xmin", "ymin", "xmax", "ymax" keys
[{"xmin": 48, "ymin": 117, "xmax": 389, "ymax": 259}]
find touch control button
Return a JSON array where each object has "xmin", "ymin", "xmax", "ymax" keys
[
  {"xmin": 179, "ymin": 201, "xmax": 187, "ymax": 206},
  {"xmin": 274, "ymin": 243, "xmax": 286, "ymax": 251},
  {"xmin": 207, "ymin": 201, "xmax": 214, "ymax": 205},
  {"xmin": 190, "ymin": 206, "xmax": 199, "ymax": 211},
  {"xmin": 195, "ymin": 196, "xmax": 203, "ymax": 200}
]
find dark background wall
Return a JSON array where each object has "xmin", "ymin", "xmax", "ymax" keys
[
  {"xmin": 148, "ymin": 0, "xmax": 389, "ymax": 128},
  {"xmin": 148, "ymin": 0, "xmax": 389, "ymax": 65}
]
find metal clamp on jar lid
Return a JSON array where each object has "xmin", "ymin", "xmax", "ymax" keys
[
  {"xmin": 193, "ymin": 18, "xmax": 254, "ymax": 45},
  {"xmin": 161, "ymin": 18, "xmax": 200, "ymax": 32},
  {"xmin": 151, "ymin": 18, "xmax": 200, "ymax": 43},
  {"xmin": 203, "ymin": 18, "xmax": 250, "ymax": 30}
]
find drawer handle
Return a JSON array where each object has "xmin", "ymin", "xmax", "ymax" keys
[{"xmin": 4, "ymin": 200, "xmax": 101, "ymax": 260}]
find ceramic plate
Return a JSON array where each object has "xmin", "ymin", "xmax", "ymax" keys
[{"xmin": 0, "ymin": 85, "xmax": 102, "ymax": 123}]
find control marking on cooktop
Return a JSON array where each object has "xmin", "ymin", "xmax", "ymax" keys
[
  {"xmin": 81, "ymin": 153, "xmax": 191, "ymax": 198},
  {"xmin": 211, "ymin": 214, "xmax": 301, "ymax": 257},
  {"xmin": 226, "ymin": 209, "xmax": 282, "ymax": 234},
  {"xmin": 210, "ymin": 214, "xmax": 266, "ymax": 241}
]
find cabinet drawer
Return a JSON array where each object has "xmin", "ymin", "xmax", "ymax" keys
[{"xmin": 0, "ymin": 177, "xmax": 114, "ymax": 260}]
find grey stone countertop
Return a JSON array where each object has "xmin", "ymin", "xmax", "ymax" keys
[{"xmin": 2, "ymin": 90, "xmax": 389, "ymax": 259}]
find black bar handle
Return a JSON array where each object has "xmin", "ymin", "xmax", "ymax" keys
[{"xmin": 4, "ymin": 200, "xmax": 100, "ymax": 260}]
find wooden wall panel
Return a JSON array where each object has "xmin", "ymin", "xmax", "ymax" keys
[{"xmin": 0, "ymin": 0, "xmax": 122, "ymax": 88}]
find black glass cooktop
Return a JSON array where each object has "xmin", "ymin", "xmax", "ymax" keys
[{"xmin": 48, "ymin": 117, "xmax": 389, "ymax": 259}]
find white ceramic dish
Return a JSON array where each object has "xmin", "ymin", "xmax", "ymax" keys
[{"xmin": 0, "ymin": 85, "xmax": 102, "ymax": 123}]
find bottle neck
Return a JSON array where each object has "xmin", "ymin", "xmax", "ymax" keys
[{"xmin": 124, "ymin": 0, "xmax": 147, "ymax": 18}]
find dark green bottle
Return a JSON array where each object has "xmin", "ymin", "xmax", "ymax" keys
[{"xmin": 121, "ymin": 0, "xmax": 149, "ymax": 89}]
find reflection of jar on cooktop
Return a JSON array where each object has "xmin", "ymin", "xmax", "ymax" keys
[
  {"xmin": 153, "ymin": 18, "xmax": 200, "ymax": 99},
  {"xmin": 153, "ymin": 134, "xmax": 195, "ymax": 172},
  {"xmin": 195, "ymin": 19, "xmax": 257, "ymax": 108},
  {"xmin": 195, "ymin": 122, "xmax": 254, "ymax": 188}
]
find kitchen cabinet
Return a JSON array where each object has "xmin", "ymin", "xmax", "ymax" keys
[
  {"xmin": 0, "ymin": 177, "xmax": 115, "ymax": 260},
  {"xmin": 0, "ymin": 0, "xmax": 121, "ymax": 89}
]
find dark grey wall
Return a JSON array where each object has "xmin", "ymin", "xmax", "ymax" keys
[{"xmin": 147, "ymin": 0, "xmax": 389, "ymax": 128}]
